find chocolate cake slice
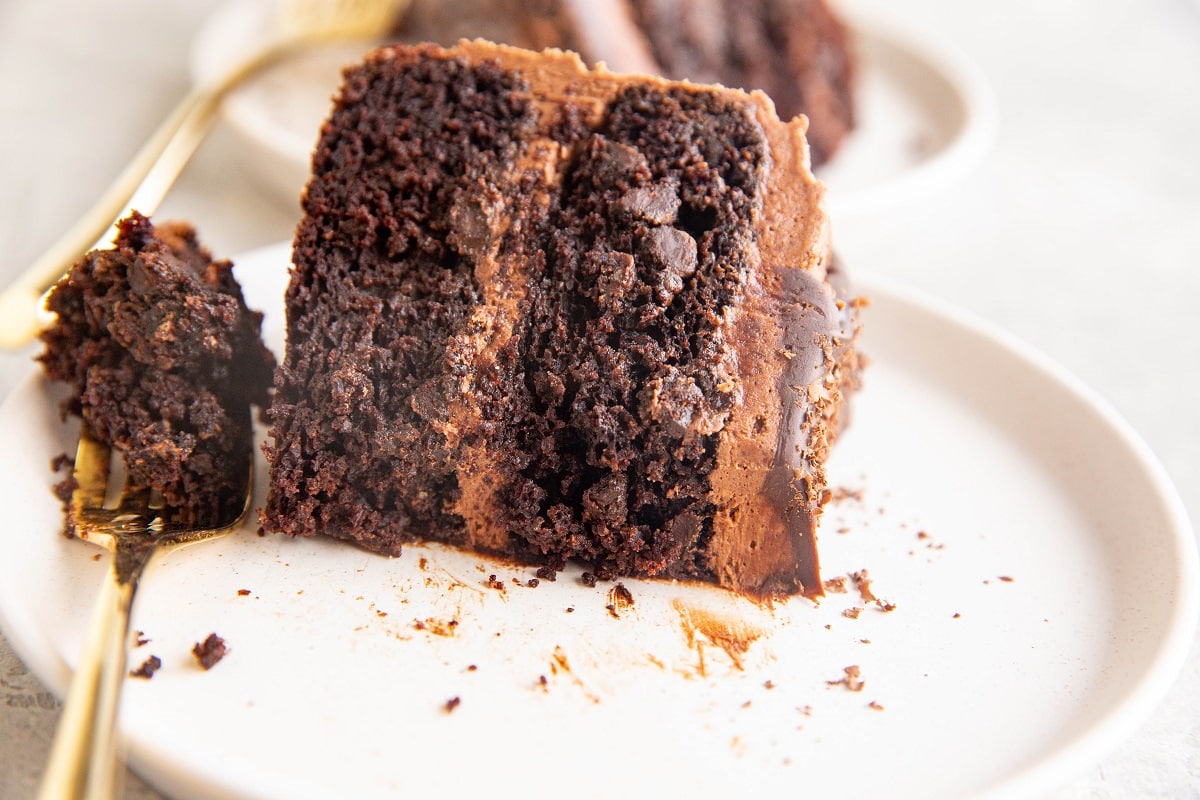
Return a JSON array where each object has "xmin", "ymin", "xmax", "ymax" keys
[
  {"xmin": 39, "ymin": 212, "xmax": 276, "ymax": 529},
  {"xmin": 392, "ymin": 0, "xmax": 856, "ymax": 166},
  {"xmin": 264, "ymin": 41, "xmax": 861, "ymax": 597},
  {"xmin": 623, "ymin": 0, "xmax": 856, "ymax": 167}
]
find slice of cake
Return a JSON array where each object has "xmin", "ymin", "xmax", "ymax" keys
[
  {"xmin": 393, "ymin": 0, "xmax": 856, "ymax": 166},
  {"xmin": 264, "ymin": 41, "xmax": 862, "ymax": 597},
  {"xmin": 39, "ymin": 212, "xmax": 276, "ymax": 529},
  {"xmin": 622, "ymin": 0, "xmax": 856, "ymax": 167}
]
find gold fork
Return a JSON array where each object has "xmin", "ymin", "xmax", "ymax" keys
[
  {"xmin": 37, "ymin": 424, "xmax": 253, "ymax": 800},
  {"xmin": 0, "ymin": 0, "xmax": 410, "ymax": 351}
]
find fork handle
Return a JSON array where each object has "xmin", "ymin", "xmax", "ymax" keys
[
  {"xmin": 0, "ymin": 81, "xmax": 223, "ymax": 351},
  {"xmin": 38, "ymin": 569, "xmax": 140, "ymax": 800},
  {"xmin": 0, "ymin": 33, "xmax": 310, "ymax": 351}
]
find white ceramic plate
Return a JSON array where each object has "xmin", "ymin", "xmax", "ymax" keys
[
  {"xmin": 1, "ymin": 244, "xmax": 1194, "ymax": 799},
  {"xmin": 189, "ymin": 1, "xmax": 995, "ymax": 218}
]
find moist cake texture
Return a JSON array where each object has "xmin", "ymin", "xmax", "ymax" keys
[
  {"xmin": 264, "ymin": 41, "xmax": 861, "ymax": 597},
  {"xmin": 39, "ymin": 212, "xmax": 275, "ymax": 529}
]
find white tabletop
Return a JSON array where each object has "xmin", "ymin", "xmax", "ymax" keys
[{"xmin": 1, "ymin": 0, "xmax": 1197, "ymax": 797}]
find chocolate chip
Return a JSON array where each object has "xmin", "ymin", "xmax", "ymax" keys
[
  {"xmin": 641, "ymin": 226, "xmax": 698, "ymax": 301},
  {"xmin": 589, "ymin": 139, "xmax": 649, "ymax": 190},
  {"xmin": 614, "ymin": 181, "xmax": 681, "ymax": 225},
  {"xmin": 446, "ymin": 190, "xmax": 499, "ymax": 259}
]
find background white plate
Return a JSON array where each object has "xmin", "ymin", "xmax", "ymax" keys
[
  {"xmin": 0, "ymin": 244, "xmax": 1194, "ymax": 799},
  {"xmin": 189, "ymin": 0, "xmax": 995, "ymax": 218}
]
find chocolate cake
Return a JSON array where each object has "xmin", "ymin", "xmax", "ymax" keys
[
  {"xmin": 393, "ymin": 0, "xmax": 856, "ymax": 167},
  {"xmin": 623, "ymin": 0, "xmax": 856, "ymax": 167},
  {"xmin": 39, "ymin": 213, "xmax": 275, "ymax": 529},
  {"xmin": 264, "ymin": 41, "xmax": 861, "ymax": 598}
]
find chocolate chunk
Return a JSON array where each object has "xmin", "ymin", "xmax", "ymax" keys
[
  {"xmin": 588, "ymin": 138, "xmax": 650, "ymax": 190},
  {"xmin": 447, "ymin": 185, "xmax": 503, "ymax": 259},
  {"xmin": 614, "ymin": 181, "xmax": 681, "ymax": 224},
  {"xmin": 642, "ymin": 226, "xmax": 698, "ymax": 303}
]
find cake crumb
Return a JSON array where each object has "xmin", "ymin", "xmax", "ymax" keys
[
  {"xmin": 486, "ymin": 574, "xmax": 506, "ymax": 592},
  {"xmin": 843, "ymin": 607, "xmax": 862, "ymax": 619},
  {"xmin": 414, "ymin": 618, "xmax": 459, "ymax": 637},
  {"xmin": 129, "ymin": 655, "xmax": 161, "ymax": 680},
  {"xmin": 444, "ymin": 696, "xmax": 461, "ymax": 713},
  {"xmin": 50, "ymin": 453, "xmax": 78, "ymax": 533},
  {"xmin": 580, "ymin": 572, "xmax": 597, "ymax": 588},
  {"xmin": 823, "ymin": 576, "xmax": 848, "ymax": 593},
  {"xmin": 850, "ymin": 570, "xmax": 877, "ymax": 603},
  {"xmin": 133, "ymin": 631, "xmax": 150, "ymax": 647},
  {"xmin": 606, "ymin": 583, "xmax": 634, "ymax": 619},
  {"xmin": 236, "ymin": 589, "xmax": 251, "ymax": 596},
  {"xmin": 192, "ymin": 633, "xmax": 228, "ymax": 670},
  {"xmin": 827, "ymin": 665, "xmax": 865, "ymax": 692},
  {"xmin": 868, "ymin": 700, "xmax": 885, "ymax": 711},
  {"xmin": 535, "ymin": 566, "xmax": 557, "ymax": 582},
  {"xmin": 829, "ymin": 486, "xmax": 864, "ymax": 504}
]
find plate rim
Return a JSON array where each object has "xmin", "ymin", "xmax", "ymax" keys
[{"xmin": 849, "ymin": 270, "xmax": 1200, "ymax": 798}]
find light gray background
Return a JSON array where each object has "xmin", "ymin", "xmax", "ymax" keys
[{"xmin": 1, "ymin": 0, "xmax": 1197, "ymax": 797}]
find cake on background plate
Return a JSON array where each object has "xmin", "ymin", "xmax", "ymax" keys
[
  {"xmin": 263, "ymin": 41, "xmax": 862, "ymax": 598},
  {"xmin": 392, "ymin": 0, "xmax": 857, "ymax": 166}
]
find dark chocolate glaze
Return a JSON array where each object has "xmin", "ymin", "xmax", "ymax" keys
[{"xmin": 762, "ymin": 264, "xmax": 854, "ymax": 595}]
